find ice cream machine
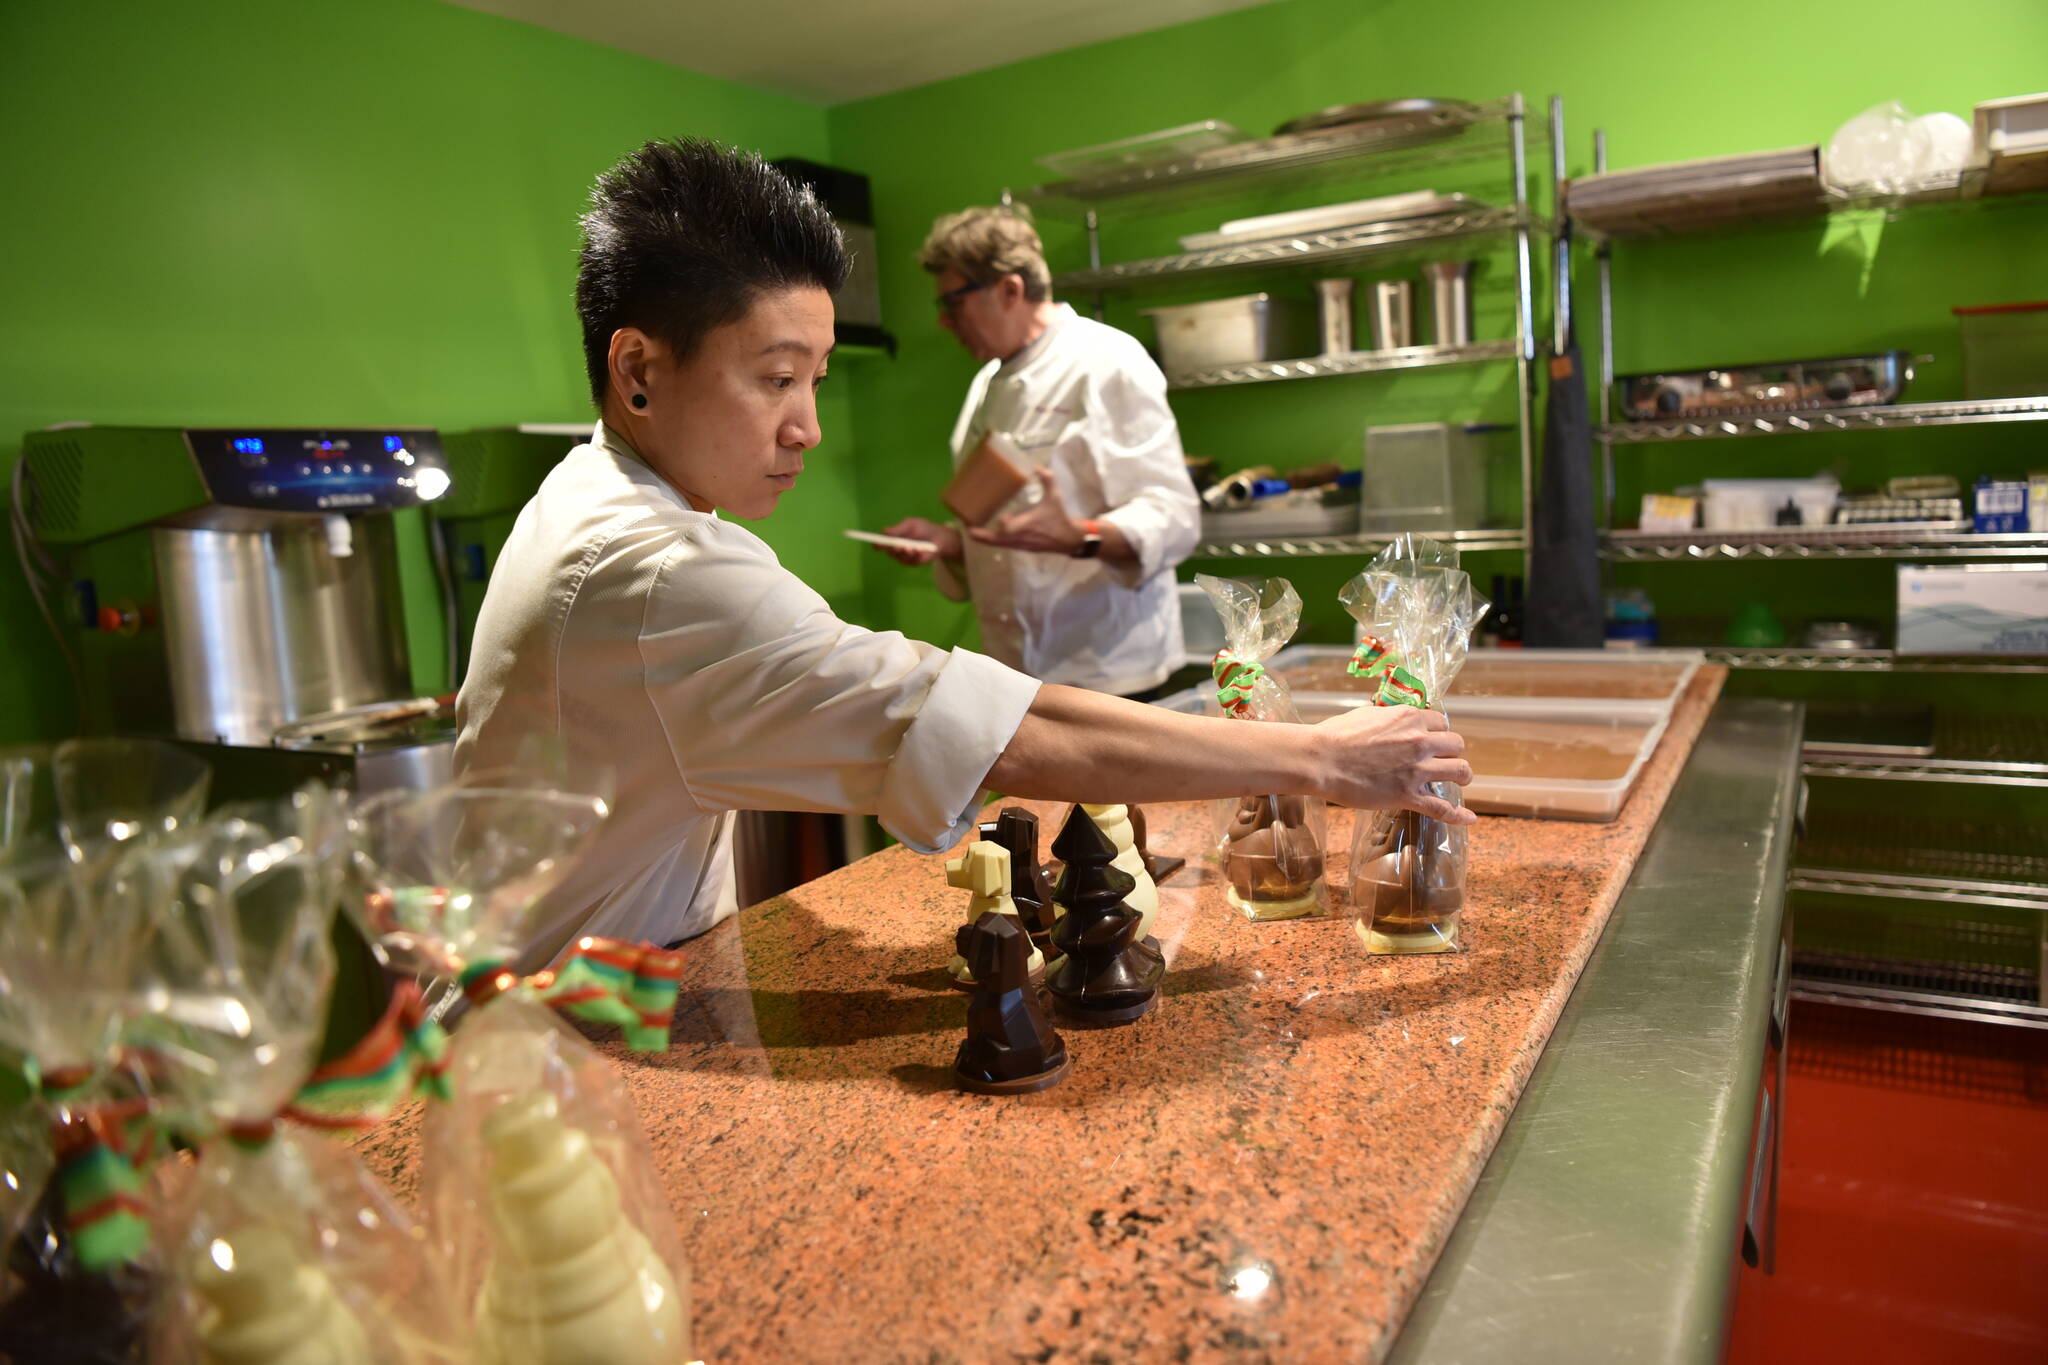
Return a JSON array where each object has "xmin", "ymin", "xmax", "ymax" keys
[{"xmin": 15, "ymin": 424, "xmax": 457, "ymax": 798}]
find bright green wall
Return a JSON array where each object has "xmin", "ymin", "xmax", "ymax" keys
[
  {"xmin": 827, "ymin": 0, "xmax": 2048, "ymax": 661},
  {"xmin": 0, "ymin": 0, "xmax": 862, "ymax": 743}
]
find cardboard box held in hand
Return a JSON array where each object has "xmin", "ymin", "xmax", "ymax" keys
[{"xmin": 942, "ymin": 432, "xmax": 1032, "ymax": 526}]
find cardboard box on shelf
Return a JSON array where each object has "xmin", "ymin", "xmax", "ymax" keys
[{"xmin": 1896, "ymin": 562, "xmax": 2048, "ymax": 654}]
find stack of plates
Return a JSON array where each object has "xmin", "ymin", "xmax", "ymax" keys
[{"xmin": 1568, "ymin": 146, "xmax": 1825, "ymax": 234}]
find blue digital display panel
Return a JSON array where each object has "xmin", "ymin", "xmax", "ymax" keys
[{"xmin": 231, "ymin": 437, "xmax": 265, "ymax": 455}]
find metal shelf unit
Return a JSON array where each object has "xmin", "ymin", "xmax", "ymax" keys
[
  {"xmin": 1799, "ymin": 716, "xmax": 2048, "ymax": 787},
  {"xmin": 1705, "ymin": 648, "xmax": 2048, "ymax": 677},
  {"xmin": 1020, "ymin": 94, "xmax": 1563, "ymax": 577},
  {"xmin": 1191, "ymin": 528, "xmax": 1526, "ymax": 561},
  {"xmin": 1164, "ymin": 338, "xmax": 1518, "ymax": 391},
  {"xmin": 1599, "ymin": 395, "xmax": 2048, "ymax": 445},
  {"xmin": 1603, "ymin": 527, "xmax": 2048, "ymax": 562},
  {"xmin": 1788, "ymin": 813, "xmax": 2048, "ymax": 1027}
]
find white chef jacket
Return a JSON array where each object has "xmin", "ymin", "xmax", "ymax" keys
[
  {"xmin": 941, "ymin": 305, "xmax": 1200, "ymax": 696},
  {"xmin": 455, "ymin": 422, "xmax": 1041, "ymax": 970}
]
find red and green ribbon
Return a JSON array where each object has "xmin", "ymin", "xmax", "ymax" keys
[
  {"xmin": 1348, "ymin": 634, "xmax": 1430, "ymax": 709},
  {"xmin": 532, "ymin": 936, "xmax": 685, "ymax": 1052},
  {"xmin": 460, "ymin": 935, "xmax": 683, "ymax": 1053},
  {"xmin": 285, "ymin": 979, "xmax": 450, "ymax": 1131},
  {"xmin": 1211, "ymin": 649, "xmax": 1267, "ymax": 717},
  {"xmin": 38, "ymin": 1069, "xmax": 155, "ymax": 1273}
]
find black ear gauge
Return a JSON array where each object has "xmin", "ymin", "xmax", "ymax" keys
[{"xmin": 631, "ymin": 393, "xmax": 648, "ymax": 410}]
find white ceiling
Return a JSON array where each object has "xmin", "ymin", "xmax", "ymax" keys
[{"xmin": 445, "ymin": 0, "xmax": 1286, "ymax": 104}]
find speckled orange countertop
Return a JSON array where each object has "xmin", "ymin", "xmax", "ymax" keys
[{"xmin": 364, "ymin": 668, "xmax": 1726, "ymax": 1362}]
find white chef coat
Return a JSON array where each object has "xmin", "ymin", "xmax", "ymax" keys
[
  {"xmin": 455, "ymin": 422, "xmax": 1041, "ymax": 971},
  {"xmin": 940, "ymin": 304, "xmax": 1200, "ymax": 696}
]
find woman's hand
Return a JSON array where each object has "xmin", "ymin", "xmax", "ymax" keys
[
  {"xmin": 968, "ymin": 469, "xmax": 1082, "ymax": 555},
  {"xmin": 1313, "ymin": 705, "xmax": 1476, "ymax": 824},
  {"xmin": 878, "ymin": 518, "xmax": 962, "ymax": 565}
]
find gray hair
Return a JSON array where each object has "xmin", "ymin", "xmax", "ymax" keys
[{"xmin": 918, "ymin": 205, "xmax": 1052, "ymax": 303}]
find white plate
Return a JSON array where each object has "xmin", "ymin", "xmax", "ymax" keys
[{"xmin": 843, "ymin": 529, "xmax": 936, "ymax": 552}]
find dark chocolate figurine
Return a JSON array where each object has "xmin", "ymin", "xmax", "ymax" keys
[
  {"xmin": 953, "ymin": 911, "xmax": 1069, "ymax": 1095},
  {"xmin": 983, "ymin": 807, "xmax": 1057, "ymax": 964},
  {"xmin": 1046, "ymin": 806, "xmax": 1164, "ymax": 1027},
  {"xmin": 1129, "ymin": 805, "xmax": 1186, "ymax": 885}
]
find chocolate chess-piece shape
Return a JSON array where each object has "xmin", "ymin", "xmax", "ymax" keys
[
  {"xmin": 1128, "ymin": 805, "xmax": 1186, "ymax": 886},
  {"xmin": 945, "ymin": 840, "xmax": 1043, "ymax": 988},
  {"xmin": 953, "ymin": 911, "xmax": 1069, "ymax": 1095},
  {"xmin": 979, "ymin": 807, "xmax": 1057, "ymax": 965},
  {"xmin": 1081, "ymin": 804, "xmax": 1160, "ymax": 941},
  {"xmin": 1046, "ymin": 806, "xmax": 1164, "ymax": 1027},
  {"xmin": 1354, "ymin": 803, "xmax": 1468, "ymax": 953},
  {"xmin": 1222, "ymin": 794, "xmax": 1324, "ymax": 920}
]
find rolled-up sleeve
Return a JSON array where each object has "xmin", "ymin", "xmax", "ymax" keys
[
  {"xmin": 1086, "ymin": 362, "xmax": 1200, "ymax": 587},
  {"xmin": 637, "ymin": 524, "xmax": 1038, "ymax": 852}
]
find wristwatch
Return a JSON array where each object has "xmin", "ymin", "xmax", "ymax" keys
[{"xmin": 1072, "ymin": 519, "xmax": 1103, "ymax": 559}]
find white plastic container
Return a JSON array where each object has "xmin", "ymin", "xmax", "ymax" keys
[
  {"xmin": 1153, "ymin": 645, "xmax": 1703, "ymax": 822},
  {"xmin": 1702, "ymin": 477, "xmax": 1839, "ymax": 531}
]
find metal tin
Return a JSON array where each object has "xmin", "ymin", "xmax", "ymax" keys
[
  {"xmin": 1370, "ymin": 280, "xmax": 1414, "ymax": 350},
  {"xmin": 1801, "ymin": 619, "xmax": 1881, "ymax": 650},
  {"xmin": 1420, "ymin": 260, "xmax": 1475, "ymax": 347},
  {"xmin": 1314, "ymin": 278, "xmax": 1355, "ymax": 355}
]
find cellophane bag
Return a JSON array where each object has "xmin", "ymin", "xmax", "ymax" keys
[
  {"xmin": 423, "ymin": 993, "xmax": 692, "ymax": 1365},
  {"xmin": 151, "ymin": 1124, "xmax": 463, "ymax": 1365},
  {"xmin": 1340, "ymin": 536, "xmax": 1489, "ymax": 953},
  {"xmin": 0, "ymin": 739, "xmax": 208, "ymax": 1363},
  {"xmin": 1193, "ymin": 574, "xmax": 1326, "ymax": 921},
  {"xmin": 129, "ymin": 785, "xmax": 465, "ymax": 1364},
  {"xmin": 345, "ymin": 777, "xmax": 692, "ymax": 1363}
]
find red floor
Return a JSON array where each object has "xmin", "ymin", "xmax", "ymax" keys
[{"xmin": 1727, "ymin": 1002, "xmax": 2048, "ymax": 1363}]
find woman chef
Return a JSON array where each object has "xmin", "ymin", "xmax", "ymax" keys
[{"xmin": 454, "ymin": 139, "xmax": 1473, "ymax": 971}]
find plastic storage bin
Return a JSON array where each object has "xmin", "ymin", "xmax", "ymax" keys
[
  {"xmin": 1953, "ymin": 302, "xmax": 2048, "ymax": 399},
  {"xmin": 1361, "ymin": 422, "xmax": 1487, "ymax": 533},
  {"xmin": 1177, "ymin": 581, "xmax": 1225, "ymax": 666}
]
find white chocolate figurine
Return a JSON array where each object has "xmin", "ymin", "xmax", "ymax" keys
[
  {"xmin": 190, "ymin": 1223, "xmax": 373, "ymax": 1365},
  {"xmin": 473, "ymin": 1091, "xmax": 690, "ymax": 1365},
  {"xmin": 945, "ymin": 840, "xmax": 1044, "ymax": 985},
  {"xmin": 1081, "ymin": 804, "xmax": 1160, "ymax": 939}
]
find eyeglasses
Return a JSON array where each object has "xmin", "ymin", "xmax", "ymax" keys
[{"xmin": 935, "ymin": 278, "xmax": 990, "ymax": 316}]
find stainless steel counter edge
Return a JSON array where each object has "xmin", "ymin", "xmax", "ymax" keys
[{"xmin": 1387, "ymin": 697, "xmax": 1805, "ymax": 1364}]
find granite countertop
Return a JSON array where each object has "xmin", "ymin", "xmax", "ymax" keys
[{"xmin": 363, "ymin": 668, "xmax": 1726, "ymax": 1362}]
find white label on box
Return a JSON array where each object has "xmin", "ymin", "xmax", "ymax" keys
[{"xmin": 1897, "ymin": 563, "xmax": 2048, "ymax": 654}]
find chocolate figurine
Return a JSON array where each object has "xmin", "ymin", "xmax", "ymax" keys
[
  {"xmin": 1353, "ymin": 803, "xmax": 1467, "ymax": 953},
  {"xmin": 1222, "ymin": 794, "xmax": 1324, "ymax": 920},
  {"xmin": 953, "ymin": 912, "xmax": 1069, "ymax": 1095},
  {"xmin": 945, "ymin": 841, "xmax": 1043, "ymax": 988},
  {"xmin": 1129, "ymin": 805, "xmax": 1186, "ymax": 885},
  {"xmin": 1045, "ymin": 806, "xmax": 1164, "ymax": 1027},
  {"xmin": 980, "ymin": 807, "xmax": 1058, "ymax": 965}
]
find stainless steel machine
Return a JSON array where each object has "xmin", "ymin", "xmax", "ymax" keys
[{"xmin": 14, "ymin": 424, "xmax": 459, "ymax": 800}]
